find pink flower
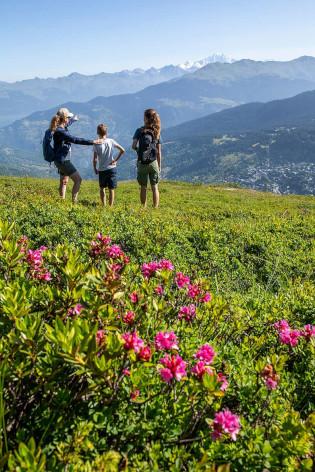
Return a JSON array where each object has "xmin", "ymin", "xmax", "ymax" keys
[
  {"xmin": 200, "ymin": 292, "xmax": 212, "ymax": 303},
  {"xmin": 141, "ymin": 261, "xmax": 160, "ymax": 279},
  {"xmin": 265, "ymin": 377, "xmax": 278, "ymax": 390},
  {"xmin": 260, "ymin": 364, "xmax": 279, "ymax": 390},
  {"xmin": 129, "ymin": 291, "xmax": 139, "ymax": 304},
  {"xmin": 194, "ymin": 344, "xmax": 216, "ymax": 364},
  {"xmin": 158, "ymin": 259, "xmax": 174, "ymax": 271},
  {"xmin": 217, "ymin": 372, "xmax": 229, "ymax": 391},
  {"xmin": 137, "ymin": 346, "xmax": 152, "ymax": 362},
  {"xmin": 159, "ymin": 354, "xmax": 187, "ymax": 383},
  {"xmin": 106, "ymin": 244, "xmax": 124, "ymax": 259},
  {"xmin": 274, "ymin": 320, "xmax": 301, "ymax": 347},
  {"xmin": 130, "ymin": 389, "xmax": 140, "ymax": 400},
  {"xmin": 212, "ymin": 410, "xmax": 241, "ymax": 441},
  {"xmin": 155, "ymin": 331, "xmax": 179, "ymax": 351},
  {"xmin": 68, "ymin": 303, "xmax": 84, "ymax": 316},
  {"xmin": 187, "ymin": 284, "xmax": 201, "ymax": 299},
  {"xmin": 175, "ymin": 272, "xmax": 190, "ymax": 289},
  {"xmin": 97, "ymin": 233, "xmax": 111, "ymax": 245},
  {"xmin": 90, "ymin": 234, "xmax": 112, "ymax": 257},
  {"xmin": 279, "ymin": 328, "xmax": 301, "ymax": 347},
  {"xmin": 123, "ymin": 369, "xmax": 130, "ymax": 376},
  {"xmin": 302, "ymin": 324, "xmax": 315, "ymax": 339},
  {"xmin": 274, "ymin": 320, "xmax": 290, "ymax": 331},
  {"xmin": 122, "ymin": 332, "xmax": 144, "ymax": 353},
  {"xmin": 155, "ymin": 285, "xmax": 164, "ymax": 295},
  {"xmin": 191, "ymin": 361, "xmax": 213, "ymax": 379},
  {"xmin": 178, "ymin": 304, "xmax": 196, "ymax": 322},
  {"xmin": 96, "ymin": 330, "xmax": 106, "ymax": 346},
  {"xmin": 123, "ymin": 311, "xmax": 136, "ymax": 325}
]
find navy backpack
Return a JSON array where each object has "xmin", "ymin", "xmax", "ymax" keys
[{"xmin": 43, "ymin": 129, "xmax": 55, "ymax": 163}]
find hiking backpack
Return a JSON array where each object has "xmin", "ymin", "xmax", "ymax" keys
[
  {"xmin": 138, "ymin": 128, "xmax": 158, "ymax": 164},
  {"xmin": 42, "ymin": 129, "xmax": 55, "ymax": 163}
]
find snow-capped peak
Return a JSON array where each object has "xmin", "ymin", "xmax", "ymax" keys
[{"xmin": 178, "ymin": 53, "xmax": 234, "ymax": 71}]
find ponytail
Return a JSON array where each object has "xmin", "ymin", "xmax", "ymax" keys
[
  {"xmin": 50, "ymin": 111, "xmax": 67, "ymax": 131},
  {"xmin": 50, "ymin": 115, "xmax": 61, "ymax": 132}
]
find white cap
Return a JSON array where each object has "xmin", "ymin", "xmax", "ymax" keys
[{"xmin": 57, "ymin": 107, "xmax": 74, "ymax": 118}]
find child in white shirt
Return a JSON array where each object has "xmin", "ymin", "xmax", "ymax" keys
[{"xmin": 93, "ymin": 124, "xmax": 125, "ymax": 206}]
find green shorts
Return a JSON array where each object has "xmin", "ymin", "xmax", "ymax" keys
[{"xmin": 137, "ymin": 160, "xmax": 160, "ymax": 187}]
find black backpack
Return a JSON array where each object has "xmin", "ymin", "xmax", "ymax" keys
[
  {"xmin": 138, "ymin": 128, "xmax": 158, "ymax": 164},
  {"xmin": 42, "ymin": 129, "xmax": 55, "ymax": 163}
]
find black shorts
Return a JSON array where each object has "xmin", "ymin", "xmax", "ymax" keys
[
  {"xmin": 55, "ymin": 160, "xmax": 77, "ymax": 177},
  {"xmin": 99, "ymin": 169, "xmax": 117, "ymax": 189}
]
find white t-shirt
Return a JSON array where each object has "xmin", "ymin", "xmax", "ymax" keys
[{"xmin": 93, "ymin": 138, "xmax": 119, "ymax": 171}]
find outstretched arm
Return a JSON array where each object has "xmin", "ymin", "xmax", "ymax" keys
[{"xmin": 58, "ymin": 128, "xmax": 102, "ymax": 146}]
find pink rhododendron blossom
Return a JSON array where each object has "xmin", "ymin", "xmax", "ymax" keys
[
  {"xmin": 279, "ymin": 329, "xmax": 301, "ymax": 347},
  {"xmin": 123, "ymin": 311, "xmax": 136, "ymax": 325},
  {"xmin": 106, "ymin": 244, "xmax": 124, "ymax": 259},
  {"xmin": 194, "ymin": 344, "xmax": 216, "ymax": 364},
  {"xmin": 155, "ymin": 331, "xmax": 179, "ymax": 351},
  {"xmin": 97, "ymin": 233, "xmax": 111, "ymax": 245},
  {"xmin": 260, "ymin": 364, "xmax": 279, "ymax": 390},
  {"xmin": 26, "ymin": 247, "xmax": 51, "ymax": 281},
  {"xmin": 123, "ymin": 369, "xmax": 130, "ymax": 376},
  {"xmin": 191, "ymin": 361, "xmax": 213, "ymax": 379},
  {"xmin": 200, "ymin": 292, "xmax": 212, "ymax": 303},
  {"xmin": 302, "ymin": 324, "xmax": 315, "ymax": 339},
  {"xmin": 122, "ymin": 332, "xmax": 144, "ymax": 353},
  {"xmin": 175, "ymin": 272, "xmax": 190, "ymax": 289},
  {"xmin": 217, "ymin": 372, "xmax": 229, "ymax": 391},
  {"xmin": 129, "ymin": 291, "xmax": 139, "ymax": 303},
  {"xmin": 274, "ymin": 319, "xmax": 290, "ymax": 331},
  {"xmin": 137, "ymin": 346, "xmax": 152, "ymax": 362},
  {"xmin": 187, "ymin": 284, "xmax": 201, "ymax": 299},
  {"xmin": 274, "ymin": 320, "xmax": 301, "ymax": 347},
  {"xmin": 178, "ymin": 304, "xmax": 196, "ymax": 322},
  {"xmin": 141, "ymin": 261, "xmax": 160, "ymax": 279},
  {"xmin": 158, "ymin": 259, "xmax": 174, "ymax": 271},
  {"xmin": 212, "ymin": 410, "xmax": 241, "ymax": 441},
  {"xmin": 96, "ymin": 330, "xmax": 106, "ymax": 346},
  {"xmin": 265, "ymin": 377, "xmax": 278, "ymax": 390},
  {"xmin": 159, "ymin": 354, "xmax": 187, "ymax": 383},
  {"xmin": 155, "ymin": 285, "xmax": 164, "ymax": 295},
  {"xmin": 68, "ymin": 304, "xmax": 84, "ymax": 316},
  {"xmin": 130, "ymin": 390, "xmax": 140, "ymax": 400}
]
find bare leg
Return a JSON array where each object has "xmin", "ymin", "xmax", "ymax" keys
[
  {"xmin": 140, "ymin": 186, "xmax": 147, "ymax": 207},
  {"xmin": 59, "ymin": 175, "xmax": 69, "ymax": 199},
  {"xmin": 151, "ymin": 184, "xmax": 160, "ymax": 208},
  {"xmin": 109, "ymin": 189, "xmax": 115, "ymax": 207},
  {"xmin": 69, "ymin": 171, "xmax": 82, "ymax": 204},
  {"xmin": 100, "ymin": 188, "xmax": 106, "ymax": 206}
]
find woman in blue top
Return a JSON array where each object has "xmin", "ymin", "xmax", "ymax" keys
[{"xmin": 50, "ymin": 108, "xmax": 102, "ymax": 203}]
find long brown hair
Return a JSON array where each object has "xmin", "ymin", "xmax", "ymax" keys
[
  {"xmin": 50, "ymin": 111, "xmax": 67, "ymax": 131},
  {"xmin": 144, "ymin": 108, "xmax": 161, "ymax": 139}
]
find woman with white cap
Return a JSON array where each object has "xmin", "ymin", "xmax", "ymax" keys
[{"xmin": 50, "ymin": 107, "xmax": 102, "ymax": 203}]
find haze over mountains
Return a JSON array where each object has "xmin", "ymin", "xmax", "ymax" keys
[
  {"xmin": 1, "ymin": 55, "xmax": 315, "ymax": 194},
  {"xmin": 0, "ymin": 54, "xmax": 232, "ymax": 126}
]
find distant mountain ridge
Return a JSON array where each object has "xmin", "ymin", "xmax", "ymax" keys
[{"xmin": 0, "ymin": 53, "xmax": 231, "ymax": 126}]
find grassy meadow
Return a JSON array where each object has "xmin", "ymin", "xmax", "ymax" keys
[{"xmin": 0, "ymin": 176, "xmax": 314, "ymax": 471}]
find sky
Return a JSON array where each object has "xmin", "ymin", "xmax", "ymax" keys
[{"xmin": 1, "ymin": 0, "xmax": 315, "ymax": 82}]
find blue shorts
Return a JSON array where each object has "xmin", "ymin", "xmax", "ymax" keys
[{"xmin": 99, "ymin": 169, "xmax": 117, "ymax": 189}]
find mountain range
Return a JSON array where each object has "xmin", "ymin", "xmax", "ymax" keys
[
  {"xmin": 0, "ymin": 54, "xmax": 232, "ymax": 126},
  {"xmin": 1, "ymin": 56, "xmax": 315, "ymax": 194}
]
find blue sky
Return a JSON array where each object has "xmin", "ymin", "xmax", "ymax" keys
[{"xmin": 1, "ymin": 0, "xmax": 315, "ymax": 81}]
